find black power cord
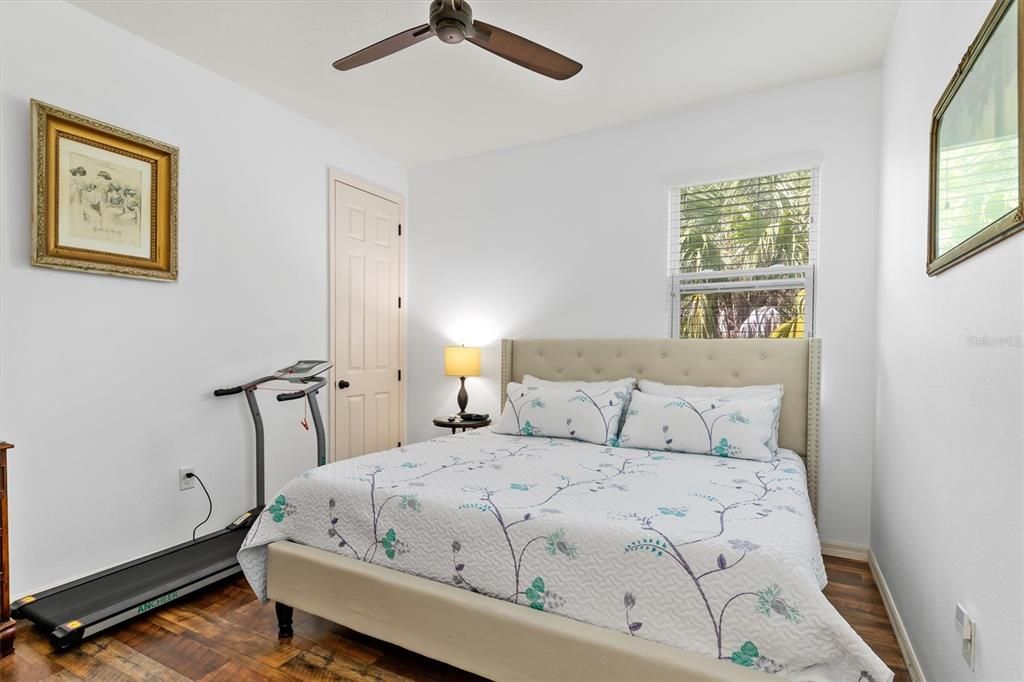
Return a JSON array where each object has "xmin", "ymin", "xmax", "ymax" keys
[{"xmin": 186, "ymin": 472, "xmax": 213, "ymax": 541}]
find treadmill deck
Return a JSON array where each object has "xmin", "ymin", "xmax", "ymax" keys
[{"xmin": 18, "ymin": 528, "xmax": 246, "ymax": 633}]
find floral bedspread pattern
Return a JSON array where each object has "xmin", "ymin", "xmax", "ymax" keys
[{"xmin": 238, "ymin": 430, "xmax": 891, "ymax": 682}]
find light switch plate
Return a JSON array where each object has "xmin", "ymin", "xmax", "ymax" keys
[{"xmin": 955, "ymin": 603, "xmax": 975, "ymax": 670}]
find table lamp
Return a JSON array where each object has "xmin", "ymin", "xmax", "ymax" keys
[{"xmin": 444, "ymin": 345, "xmax": 481, "ymax": 415}]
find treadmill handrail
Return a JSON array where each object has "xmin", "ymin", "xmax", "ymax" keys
[
  {"xmin": 276, "ymin": 376, "xmax": 327, "ymax": 402},
  {"xmin": 213, "ymin": 374, "xmax": 277, "ymax": 396},
  {"xmin": 215, "ymin": 369, "xmax": 330, "ymax": 398}
]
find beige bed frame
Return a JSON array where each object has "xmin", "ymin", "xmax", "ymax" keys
[{"xmin": 267, "ymin": 338, "xmax": 822, "ymax": 681}]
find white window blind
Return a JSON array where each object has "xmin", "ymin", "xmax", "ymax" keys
[
  {"xmin": 936, "ymin": 134, "xmax": 1019, "ymax": 254},
  {"xmin": 668, "ymin": 168, "xmax": 819, "ymax": 339}
]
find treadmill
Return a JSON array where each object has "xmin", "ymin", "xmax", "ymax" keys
[{"xmin": 12, "ymin": 360, "xmax": 333, "ymax": 648}]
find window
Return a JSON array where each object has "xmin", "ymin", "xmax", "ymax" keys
[{"xmin": 668, "ymin": 169, "xmax": 818, "ymax": 339}]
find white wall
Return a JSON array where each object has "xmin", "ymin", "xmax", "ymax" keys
[
  {"xmin": 0, "ymin": 1, "xmax": 406, "ymax": 596},
  {"xmin": 408, "ymin": 70, "xmax": 882, "ymax": 546},
  {"xmin": 873, "ymin": 2, "xmax": 1023, "ymax": 680}
]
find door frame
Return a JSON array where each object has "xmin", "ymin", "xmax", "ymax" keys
[{"xmin": 327, "ymin": 168, "xmax": 407, "ymax": 461}]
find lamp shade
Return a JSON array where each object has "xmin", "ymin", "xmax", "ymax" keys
[{"xmin": 444, "ymin": 346, "xmax": 481, "ymax": 377}]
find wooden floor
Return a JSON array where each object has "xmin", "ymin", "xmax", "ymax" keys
[
  {"xmin": 2, "ymin": 556, "xmax": 908, "ymax": 681},
  {"xmin": 822, "ymin": 557, "xmax": 911, "ymax": 682}
]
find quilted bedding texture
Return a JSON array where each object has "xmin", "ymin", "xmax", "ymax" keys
[{"xmin": 238, "ymin": 429, "xmax": 891, "ymax": 682}]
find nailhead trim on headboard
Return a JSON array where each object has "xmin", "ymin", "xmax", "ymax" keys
[
  {"xmin": 806, "ymin": 338, "xmax": 822, "ymax": 517},
  {"xmin": 500, "ymin": 339, "xmax": 513, "ymax": 412}
]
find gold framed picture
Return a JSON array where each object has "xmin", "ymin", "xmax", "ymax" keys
[
  {"xmin": 31, "ymin": 100, "xmax": 179, "ymax": 281},
  {"xmin": 927, "ymin": 0, "xmax": 1022, "ymax": 275}
]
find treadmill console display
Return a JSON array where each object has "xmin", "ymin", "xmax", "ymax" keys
[{"xmin": 274, "ymin": 360, "xmax": 332, "ymax": 380}]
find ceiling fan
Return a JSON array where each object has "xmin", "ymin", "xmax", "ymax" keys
[{"xmin": 332, "ymin": 0, "xmax": 582, "ymax": 81}]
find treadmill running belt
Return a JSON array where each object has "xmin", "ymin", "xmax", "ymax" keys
[{"xmin": 20, "ymin": 529, "xmax": 245, "ymax": 630}]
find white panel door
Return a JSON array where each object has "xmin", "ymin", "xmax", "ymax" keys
[{"xmin": 332, "ymin": 180, "xmax": 402, "ymax": 460}]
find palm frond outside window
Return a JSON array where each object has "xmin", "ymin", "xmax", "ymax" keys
[{"xmin": 669, "ymin": 169, "xmax": 818, "ymax": 339}]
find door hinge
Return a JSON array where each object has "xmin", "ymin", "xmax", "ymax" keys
[
  {"xmin": 398, "ymin": 296, "xmax": 402, "ymax": 309},
  {"xmin": 397, "ymin": 369, "xmax": 402, "ymax": 381},
  {"xmin": 397, "ymin": 223, "xmax": 402, "ymax": 236}
]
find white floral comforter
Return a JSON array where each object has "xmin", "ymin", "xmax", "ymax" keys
[{"xmin": 238, "ymin": 430, "xmax": 891, "ymax": 682}]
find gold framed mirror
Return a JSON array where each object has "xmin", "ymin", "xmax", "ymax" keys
[{"xmin": 928, "ymin": 0, "xmax": 1022, "ymax": 275}]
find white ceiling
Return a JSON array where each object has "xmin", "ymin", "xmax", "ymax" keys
[{"xmin": 73, "ymin": 1, "xmax": 899, "ymax": 166}]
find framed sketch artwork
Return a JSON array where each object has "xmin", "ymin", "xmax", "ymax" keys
[
  {"xmin": 31, "ymin": 100, "xmax": 179, "ymax": 281},
  {"xmin": 928, "ymin": 0, "xmax": 1023, "ymax": 275}
]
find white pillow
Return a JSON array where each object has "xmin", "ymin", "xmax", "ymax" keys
[
  {"xmin": 523, "ymin": 375, "xmax": 637, "ymax": 435},
  {"xmin": 619, "ymin": 389, "xmax": 776, "ymax": 461},
  {"xmin": 495, "ymin": 381, "xmax": 629, "ymax": 446},
  {"xmin": 638, "ymin": 380, "xmax": 783, "ymax": 452}
]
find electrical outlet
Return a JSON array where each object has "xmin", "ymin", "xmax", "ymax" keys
[
  {"xmin": 955, "ymin": 603, "xmax": 976, "ymax": 670},
  {"xmin": 179, "ymin": 467, "xmax": 195, "ymax": 491}
]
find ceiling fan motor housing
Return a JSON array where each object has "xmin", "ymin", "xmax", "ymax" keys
[{"xmin": 429, "ymin": 0, "xmax": 473, "ymax": 44}]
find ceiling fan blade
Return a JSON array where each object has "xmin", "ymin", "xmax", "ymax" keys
[
  {"xmin": 467, "ymin": 20, "xmax": 581, "ymax": 81},
  {"xmin": 333, "ymin": 24, "xmax": 433, "ymax": 71}
]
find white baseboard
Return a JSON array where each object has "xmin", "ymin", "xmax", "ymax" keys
[
  {"xmin": 820, "ymin": 540, "xmax": 870, "ymax": 561},
  {"xmin": 869, "ymin": 551, "xmax": 926, "ymax": 682}
]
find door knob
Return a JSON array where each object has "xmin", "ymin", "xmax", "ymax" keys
[{"xmin": 338, "ymin": 380, "xmax": 351, "ymax": 389}]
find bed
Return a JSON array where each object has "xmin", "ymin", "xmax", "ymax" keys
[{"xmin": 238, "ymin": 338, "xmax": 891, "ymax": 682}]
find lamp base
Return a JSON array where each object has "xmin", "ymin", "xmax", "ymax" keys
[{"xmin": 457, "ymin": 376, "xmax": 469, "ymax": 415}]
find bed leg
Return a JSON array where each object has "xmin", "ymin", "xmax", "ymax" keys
[{"xmin": 275, "ymin": 602, "xmax": 294, "ymax": 639}]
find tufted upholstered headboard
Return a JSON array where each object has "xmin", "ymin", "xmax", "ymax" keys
[{"xmin": 500, "ymin": 337, "xmax": 822, "ymax": 515}]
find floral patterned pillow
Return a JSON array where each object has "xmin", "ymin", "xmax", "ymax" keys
[
  {"xmin": 638, "ymin": 380, "xmax": 783, "ymax": 453},
  {"xmin": 619, "ymin": 389, "xmax": 776, "ymax": 461},
  {"xmin": 494, "ymin": 381, "xmax": 629, "ymax": 446},
  {"xmin": 522, "ymin": 375, "xmax": 637, "ymax": 434}
]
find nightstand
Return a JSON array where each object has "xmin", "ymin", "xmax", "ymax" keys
[{"xmin": 433, "ymin": 416, "xmax": 491, "ymax": 434}]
